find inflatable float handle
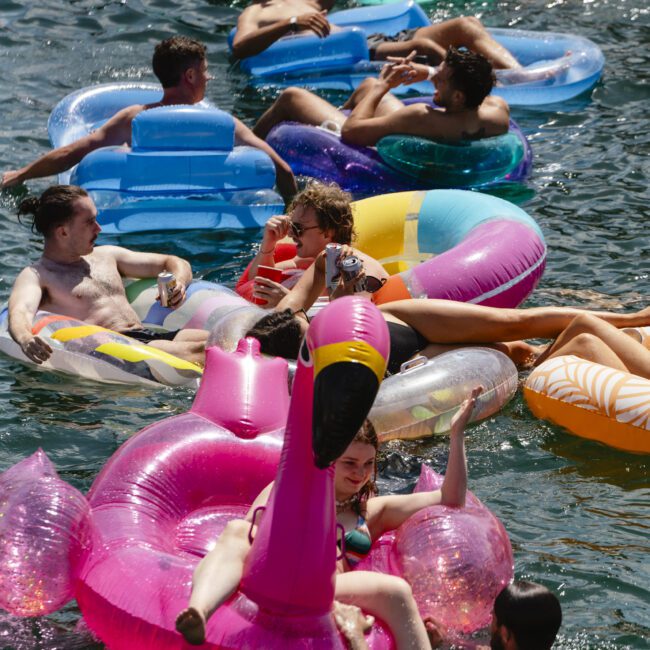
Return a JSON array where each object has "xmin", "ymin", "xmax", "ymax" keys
[
  {"xmin": 248, "ymin": 506, "xmax": 266, "ymax": 545},
  {"xmin": 399, "ymin": 355, "xmax": 428, "ymax": 374},
  {"xmin": 336, "ymin": 523, "xmax": 346, "ymax": 562}
]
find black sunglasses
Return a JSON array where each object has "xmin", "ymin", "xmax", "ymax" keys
[
  {"xmin": 290, "ymin": 222, "xmax": 320, "ymax": 238},
  {"xmin": 364, "ymin": 276, "xmax": 387, "ymax": 294}
]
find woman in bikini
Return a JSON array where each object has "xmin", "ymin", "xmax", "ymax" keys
[
  {"xmin": 175, "ymin": 388, "xmax": 482, "ymax": 649},
  {"xmin": 244, "ymin": 244, "xmax": 650, "ymax": 377}
]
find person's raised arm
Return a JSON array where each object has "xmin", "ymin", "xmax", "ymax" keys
[
  {"xmin": 108, "ymin": 246, "xmax": 193, "ymax": 309},
  {"xmin": 233, "ymin": 118, "xmax": 297, "ymax": 203},
  {"xmin": 232, "ymin": 10, "xmax": 330, "ymax": 59},
  {"xmin": 366, "ymin": 387, "xmax": 482, "ymax": 537},
  {"xmin": 340, "ymin": 65, "xmax": 440, "ymax": 147},
  {"xmin": 276, "ymin": 251, "xmax": 327, "ymax": 314},
  {"xmin": 1, "ymin": 106, "xmax": 140, "ymax": 188},
  {"xmin": 8, "ymin": 267, "xmax": 53, "ymax": 364},
  {"xmin": 248, "ymin": 214, "xmax": 291, "ymax": 279}
]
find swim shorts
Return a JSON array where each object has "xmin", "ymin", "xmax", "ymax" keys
[
  {"xmin": 121, "ymin": 328, "xmax": 179, "ymax": 343},
  {"xmin": 366, "ymin": 28, "xmax": 419, "ymax": 60}
]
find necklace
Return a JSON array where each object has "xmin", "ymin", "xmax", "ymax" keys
[{"xmin": 335, "ymin": 494, "xmax": 359, "ymax": 514}]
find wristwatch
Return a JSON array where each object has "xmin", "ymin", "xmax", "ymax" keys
[{"xmin": 289, "ymin": 16, "xmax": 298, "ymax": 33}]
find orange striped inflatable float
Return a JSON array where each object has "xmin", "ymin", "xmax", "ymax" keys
[{"xmin": 524, "ymin": 327, "xmax": 650, "ymax": 454}]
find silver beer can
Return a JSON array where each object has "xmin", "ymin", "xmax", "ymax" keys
[
  {"xmin": 325, "ymin": 243, "xmax": 343, "ymax": 292},
  {"xmin": 157, "ymin": 271, "xmax": 177, "ymax": 307},
  {"xmin": 340, "ymin": 256, "xmax": 366, "ymax": 292}
]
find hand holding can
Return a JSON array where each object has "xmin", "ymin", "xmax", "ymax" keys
[{"xmin": 157, "ymin": 272, "xmax": 177, "ymax": 308}]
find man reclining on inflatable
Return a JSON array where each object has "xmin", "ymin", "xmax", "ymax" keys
[
  {"xmin": 8, "ymin": 185, "xmax": 208, "ymax": 365},
  {"xmin": 1, "ymin": 36, "xmax": 296, "ymax": 201},
  {"xmin": 232, "ymin": 0, "xmax": 520, "ymax": 70},
  {"xmin": 253, "ymin": 47, "xmax": 510, "ymax": 147}
]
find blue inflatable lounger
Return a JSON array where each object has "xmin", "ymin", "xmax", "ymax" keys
[
  {"xmin": 71, "ymin": 105, "xmax": 284, "ymax": 233},
  {"xmin": 232, "ymin": 0, "xmax": 604, "ymax": 106}
]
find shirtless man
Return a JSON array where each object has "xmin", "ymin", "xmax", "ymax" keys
[
  {"xmin": 232, "ymin": 0, "xmax": 520, "ymax": 69},
  {"xmin": 1, "ymin": 36, "xmax": 297, "ymax": 201},
  {"xmin": 254, "ymin": 47, "xmax": 509, "ymax": 147},
  {"xmin": 8, "ymin": 185, "xmax": 208, "ymax": 365},
  {"xmin": 247, "ymin": 182, "xmax": 388, "ymax": 308}
]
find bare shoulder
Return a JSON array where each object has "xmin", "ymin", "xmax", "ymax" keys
[
  {"xmin": 15, "ymin": 264, "xmax": 42, "ymax": 285},
  {"xmin": 237, "ymin": 2, "xmax": 262, "ymax": 28}
]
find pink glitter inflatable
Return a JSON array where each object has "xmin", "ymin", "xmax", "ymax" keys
[{"xmin": 0, "ymin": 298, "xmax": 513, "ymax": 647}]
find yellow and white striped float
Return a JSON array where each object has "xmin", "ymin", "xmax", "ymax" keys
[{"xmin": 524, "ymin": 328, "xmax": 650, "ymax": 454}]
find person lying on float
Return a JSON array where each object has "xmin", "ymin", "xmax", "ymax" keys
[
  {"xmin": 248, "ymin": 182, "xmax": 387, "ymax": 307},
  {"xmin": 232, "ymin": 0, "xmax": 520, "ymax": 71},
  {"xmin": 0, "ymin": 36, "xmax": 296, "ymax": 202},
  {"xmin": 253, "ymin": 47, "xmax": 509, "ymax": 148},
  {"xmin": 245, "ymin": 246, "xmax": 650, "ymax": 376},
  {"xmin": 8, "ymin": 185, "xmax": 208, "ymax": 366}
]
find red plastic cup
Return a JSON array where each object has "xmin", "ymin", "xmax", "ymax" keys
[{"xmin": 252, "ymin": 266, "xmax": 284, "ymax": 305}]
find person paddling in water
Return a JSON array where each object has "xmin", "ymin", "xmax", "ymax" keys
[{"xmin": 176, "ymin": 387, "xmax": 483, "ymax": 649}]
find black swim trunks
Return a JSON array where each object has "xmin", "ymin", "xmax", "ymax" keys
[
  {"xmin": 367, "ymin": 28, "xmax": 418, "ymax": 60},
  {"xmin": 121, "ymin": 328, "xmax": 179, "ymax": 343},
  {"xmin": 386, "ymin": 321, "xmax": 428, "ymax": 375}
]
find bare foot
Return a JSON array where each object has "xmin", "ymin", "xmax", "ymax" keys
[
  {"xmin": 423, "ymin": 616, "xmax": 444, "ymax": 648},
  {"xmin": 333, "ymin": 601, "xmax": 374, "ymax": 650},
  {"xmin": 175, "ymin": 607, "xmax": 206, "ymax": 646}
]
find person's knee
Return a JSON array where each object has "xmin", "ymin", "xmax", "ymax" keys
[
  {"xmin": 220, "ymin": 518, "xmax": 250, "ymax": 543},
  {"xmin": 408, "ymin": 37, "xmax": 441, "ymax": 57},
  {"xmin": 278, "ymin": 86, "xmax": 311, "ymax": 108},
  {"xmin": 383, "ymin": 576, "xmax": 416, "ymax": 609},
  {"xmin": 565, "ymin": 313, "xmax": 603, "ymax": 335}
]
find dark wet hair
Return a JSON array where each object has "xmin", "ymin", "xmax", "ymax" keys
[
  {"xmin": 245, "ymin": 308, "xmax": 303, "ymax": 359},
  {"xmin": 288, "ymin": 182, "xmax": 355, "ymax": 245},
  {"xmin": 152, "ymin": 36, "xmax": 207, "ymax": 88},
  {"xmin": 494, "ymin": 581, "xmax": 562, "ymax": 650},
  {"xmin": 445, "ymin": 46, "xmax": 495, "ymax": 108},
  {"xmin": 17, "ymin": 185, "xmax": 89, "ymax": 237}
]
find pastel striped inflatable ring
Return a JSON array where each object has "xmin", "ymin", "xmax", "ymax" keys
[
  {"xmin": 524, "ymin": 350, "xmax": 650, "ymax": 454},
  {"xmin": 0, "ymin": 281, "xmax": 264, "ymax": 387},
  {"xmin": 0, "ymin": 309, "xmax": 202, "ymax": 388},
  {"xmin": 238, "ymin": 189, "xmax": 545, "ymax": 308}
]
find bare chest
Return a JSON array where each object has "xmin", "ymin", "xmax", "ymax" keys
[{"xmin": 39, "ymin": 256, "xmax": 124, "ymax": 305}]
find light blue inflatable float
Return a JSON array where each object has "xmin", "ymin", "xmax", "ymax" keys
[
  {"xmin": 230, "ymin": 0, "xmax": 604, "ymax": 106},
  {"xmin": 48, "ymin": 83, "xmax": 284, "ymax": 233}
]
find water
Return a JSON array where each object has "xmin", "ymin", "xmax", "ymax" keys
[{"xmin": 0, "ymin": 0, "xmax": 648, "ymax": 647}]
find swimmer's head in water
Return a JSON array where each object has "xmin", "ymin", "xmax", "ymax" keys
[
  {"xmin": 245, "ymin": 309, "xmax": 303, "ymax": 359},
  {"xmin": 153, "ymin": 36, "xmax": 207, "ymax": 88},
  {"xmin": 444, "ymin": 46, "xmax": 495, "ymax": 109},
  {"xmin": 288, "ymin": 182, "xmax": 355, "ymax": 245},
  {"xmin": 18, "ymin": 185, "xmax": 90, "ymax": 237},
  {"xmin": 491, "ymin": 580, "xmax": 562, "ymax": 650}
]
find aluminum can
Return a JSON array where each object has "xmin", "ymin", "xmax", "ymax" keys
[
  {"xmin": 340, "ymin": 256, "xmax": 366, "ymax": 292},
  {"xmin": 157, "ymin": 272, "xmax": 177, "ymax": 308},
  {"xmin": 325, "ymin": 243, "xmax": 343, "ymax": 292}
]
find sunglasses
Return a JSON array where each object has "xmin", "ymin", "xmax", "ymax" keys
[
  {"xmin": 290, "ymin": 222, "xmax": 320, "ymax": 238},
  {"xmin": 364, "ymin": 276, "xmax": 387, "ymax": 294}
]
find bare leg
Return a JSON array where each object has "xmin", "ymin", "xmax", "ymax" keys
[
  {"xmin": 148, "ymin": 338, "xmax": 206, "ymax": 365},
  {"xmin": 537, "ymin": 314, "xmax": 650, "ymax": 379},
  {"xmin": 417, "ymin": 340, "xmax": 542, "ymax": 370},
  {"xmin": 341, "ymin": 77, "xmax": 407, "ymax": 115},
  {"xmin": 253, "ymin": 87, "xmax": 346, "ymax": 139},
  {"xmin": 335, "ymin": 572, "xmax": 431, "ymax": 650},
  {"xmin": 380, "ymin": 301, "xmax": 650, "ymax": 346},
  {"xmin": 176, "ymin": 519, "xmax": 252, "ymax": 645},
  {"xmin": 374, "ymin": 17, "xmax": 521, "ymax": 69}
]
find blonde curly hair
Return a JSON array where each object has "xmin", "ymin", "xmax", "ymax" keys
[{"xmin": 289, "ymin": 182, "xmax": 356, "ymax": 244}]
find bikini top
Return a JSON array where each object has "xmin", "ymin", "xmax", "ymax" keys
[{"xmin": 340, "ymin": 514, "xmax": 373, "ymax": 567}]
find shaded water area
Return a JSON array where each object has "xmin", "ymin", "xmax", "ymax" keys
[{"xmin": 0, "ymin": 0, "xmax": 648, "ymax": 647}]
